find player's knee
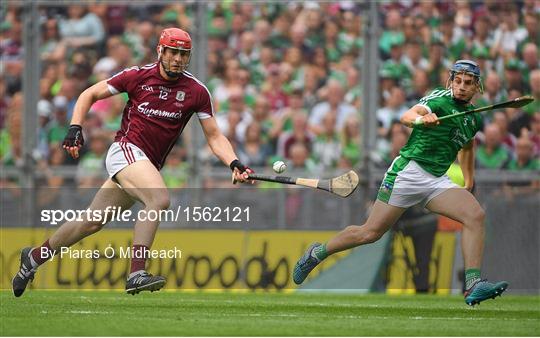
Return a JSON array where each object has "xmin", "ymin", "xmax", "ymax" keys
[
  {"xmin": 347, "ymin": 225, "xmax": 383, "ymax": 245},
  {"xmin": 82, "ymin": 221, "xmax": 105, "ymax": 235},
  {"xmin": 147, "ymin": 194, "xmax": 170, "ymax": 211},
  {"xmin": 471, "ymin": 206, "xmax": 485, "ymax": 225},
  {"xmin": 465, "ymin": 206, "xmax": 485, "ymax": 226}
]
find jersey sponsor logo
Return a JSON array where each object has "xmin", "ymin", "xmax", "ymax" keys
[
  {"xmin": 137, "ymin": 102, "xmax": 181, "ymax": 119},
  {"xmin": 176, "ymin": 91, "xmax": 185, "ymax": 101},
  {"xmin": 450, "ymin": 128, "xmax": 468, "ymax": 148}
]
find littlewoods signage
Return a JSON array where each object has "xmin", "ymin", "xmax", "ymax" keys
[{"xmin": 0, "ymin": 228, "xmax": 341, "ymax": 290}]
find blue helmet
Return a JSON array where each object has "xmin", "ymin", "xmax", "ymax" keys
[
  {"xmin": 449, "ymin": 60, "xmax": 481, "ymax": 79},
  {"xmin": 448, "ymin": 59, "xmax": 483, "ymax": 94}
]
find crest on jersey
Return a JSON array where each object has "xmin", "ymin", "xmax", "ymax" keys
[{"xmin": 176, "ymin": 91, "xmax": 185, "ymax": 101}]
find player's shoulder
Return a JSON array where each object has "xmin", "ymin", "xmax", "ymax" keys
[
  {"xmin": 419, "ymin": 88, "xmax": 451, "ymax": 103},
  {"xmin": 419, "ymin": 87, "xmax": 452, "ymax": 104},
  {"xmin": 110, "ymin": 63, "xmax": 157, "ymax": 79},
  {"xmin": 182, "ymin": 71, "xmax": 212, "ymax": 97}
]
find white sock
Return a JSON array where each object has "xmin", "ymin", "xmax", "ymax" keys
[{"xmin": 28, "ymin": 249, "xmax": 39, "ymax": 269}]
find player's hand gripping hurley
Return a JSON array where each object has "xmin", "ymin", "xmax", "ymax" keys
[
  {"xmin": 413, "ymin": 95, "xmax": 534, "ymax": 127},
  {"xmin": 234, "ymin": 170, "xmax": 360, "ymax": 198}
]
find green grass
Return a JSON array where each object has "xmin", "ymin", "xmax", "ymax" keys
[{"xmin": 1, "ymin": 291, "xmax": 539, "ymax": 336}]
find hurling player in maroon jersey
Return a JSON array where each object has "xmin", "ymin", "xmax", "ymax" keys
[{"xmin": 12, "ymin": 28, "xmax": 253, "ymax": 297}]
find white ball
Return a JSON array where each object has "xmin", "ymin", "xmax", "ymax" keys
[{"xmin": 272, "ymin": 160, "xmax": 287, "ymax": 174}]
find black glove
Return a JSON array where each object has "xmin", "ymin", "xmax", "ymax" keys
[
  {"xmin": 62, "ymin": 124, "xmax": 84, "ymax": 148},
  {"xmin": 230, "ymin": 159, "xmax": 253, "ymax": 173}
]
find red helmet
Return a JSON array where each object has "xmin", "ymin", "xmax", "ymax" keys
[{"xmin": 158, "ymin": 28, "xmax": 192, "ymax": 51}]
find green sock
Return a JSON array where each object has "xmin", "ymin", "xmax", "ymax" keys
[
  {"xmin": 311, "ymin": 243, "xmax": 328, "ymax": 261},
  {"xmin": 465, "ymin": 268, "xmax": 481, "ymax": 290}
]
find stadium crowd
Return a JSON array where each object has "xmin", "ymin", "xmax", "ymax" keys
[{"xmin": 1, "ymin": 1, "xmax": 539, "ymax": 188}]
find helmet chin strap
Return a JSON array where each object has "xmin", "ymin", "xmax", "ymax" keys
[{"xmin": 160, "ymin": 58, "xmax": 182, "ymax": 78}]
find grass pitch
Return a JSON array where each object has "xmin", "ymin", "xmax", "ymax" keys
[{"xmin": 1, "ymin": 291, "xmax": 538, "ymax": 336}]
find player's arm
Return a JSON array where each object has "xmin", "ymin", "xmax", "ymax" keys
[
  {"xmin": 199, "ymin": 117, "xmax": 252, "ymax": 183},
  {"xmin": 458, "ymin": 141, "xmax": 475, "ymax": 191},
  {"xmin": 63, "ymin": 80, "xmax": 115, "ymax": 158},
  {"xmin": 400, "ymin": 105, "xmax": 440, "ymax": 128}
]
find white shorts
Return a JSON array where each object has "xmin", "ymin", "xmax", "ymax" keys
[
  {"xmin": 105, "ymin": 142, "xmax": 150, "ymax": 178},
  {"xmin": 377, "ymin": 158, "xmax": 458, "ymax": 208}
]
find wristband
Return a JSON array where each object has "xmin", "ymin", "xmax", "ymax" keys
[
  {"xmin": 229, "ymin": 159, "xmax": 246, "ymax": 172},
  {"xmin": 414, "ymin": 116, "xmax": 423, "ymax": 126}
]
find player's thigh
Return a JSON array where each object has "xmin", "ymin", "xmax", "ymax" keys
[
  {"xmin": 364, "ymin": 200, "xmax": 406, "ymax": 233},
  {"xmin": 114, "ymin": 160, "xmax": 169, "ymax": 207},
  {"xmin": 87, "ymin": 179, "xmax": 135, "ymax": 218},
  {"xmin": 425, "ymin": 188, "xmax": 483, "ymax": 224}
]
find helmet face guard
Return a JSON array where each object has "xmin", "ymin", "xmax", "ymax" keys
[
  {"xmin": 158, "ymin": 28, "xmax": 192, "ymax": 77},
  {"xmin": 447, "ymin": 59, "xmax": 484, "ymax": 95}
]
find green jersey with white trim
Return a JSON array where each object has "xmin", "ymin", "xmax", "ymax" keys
[{"xmin": 399, "ymin": 88, "xmax": 484, "ymax": 177}]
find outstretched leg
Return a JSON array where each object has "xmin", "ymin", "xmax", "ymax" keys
[
  {"xmin": 293, "ymin": 200, "xmax": 406, "ymax": 284},
  {"xmin": 12, "ymin": 179, "xmax": 134, "ymax": 297},
  {"xmin": 113, "ymin": 160, "xmax": 170, "ymax": 294},
  {"xmin": 426, "ymin": 188, "xmax": 508, "ymax": 305}
]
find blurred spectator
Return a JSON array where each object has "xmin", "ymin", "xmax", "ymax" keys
[
  {"xmin": 402, "ymin": 39, "xmax": 429, "ymax": 75},
  {"xmin": 76, "ymin": 130, "xmax": 109, "ymax": 188},
  {"xmin": 1, "ymin": 92, "xmax": 23, "ymax": 166},
  {"xmin": 216, "ymin": 86, "xmax": 253, "ymax": 144},
  {"xmin": 377, "ymin": 86, "xmax": 408, "ymax": 136},
  {"xmin": 471, "ymin": 16, "xmax": 493, "ymax": 52},
  {"xmin": 288, "ymin": 142, "xmax": 315, "ymax": 172},
  {"xmin": 379, "ymin": 9, "xmax": 404, "ymax": 57},
  {"xmin": 426, "ymin": 38, "xmax": 450, "ymax": 88},
  {"xmin": 40, "ymin": 19, "xmax": 63, "ymax": 63},
  {"xmin": 161, "ymin": 146, "xmax": 189, "ymax": 188},
  {"xmin": 261, "ymin": 63, "xmax": 289, "ymax": 113},
  {"xmin": 506, "ymin": 136, "xmax": 540, "ymax": 171},
  {"xmin": 524, "ymin": 69, "xmax": 540, "ymax": 116},
  {"xmin": 436, "ymin": 15, "xmax": 466, "ymax": 61},
  {"xmin": 311, "ymin": 113, "xmax": 341, "ymax": 171},
  {"xmin": 277, "ymin": 112, "xmax": 313, "ymax": 160},
  {"xmin": 504, "ymin": 58, "xmax": 525, "ymax": 92},
  {"xmin": 337, "ymin": 10, "xmax": 363, "ymax": 57},
  {"xmin": 407, "ymin": 69, "xmax": 430, "ymax": 104},
  {"xmin": 308, "ymin": 79, "xmax": 355, "ymax": 135},
  {"xmin": 476, "ymin": 124, "xmax": 511, "ymax": 169},
  {"xmin": 375, "ymin": 121, "xmax": 410, "ymax": 167},
  {"xmin": 93, "ymin": 37, "xmax": 134, "ymax": 80},
  {"xmin": 518, "ymin": 12, "xmax": 539, "ymax": 54},
  {"xmin": 59, "ymin": 5, "xmax": 105, "ymax": 51},
  {"xmin": 490, "ymin": 6, "xmax": 527, "ymax": 60},
  {"xmin": 47, "ymin": 96, "xmax": 70, "ymax": 146},
  {"xmin": 340, "ymin": 116, "xmax": 362, "ymax": 168},
  {"xmin": 492, "ymin": 111, "xmax": 517, "ymax": 151},
  {"xmin": 37, "ymin": 99, "xmax": 53, "ymax": 160},
  {"xmin": 521, "ymin": 43, "xmax": 538, "ymax": 88},
  {"xmin": 323, "ymin": 18, "xmax": 341, "ymax": 63},
  {"xmin": 476, "ymin": 71, "xmax": 506, "ymax": 116},
  {"xmin": 529, "ymin": 112, "xmax": 540, "ymax": 156},
  {"xmin": 237, "ymin": 122, "xmax": 272, "ymax": 167},
  {"xmin": 506, "ymin": 89, "xmax": 531, "ymax": 138},
  {"xmin": 343, "ymin": 66, "xmax": 361, "ymax": 109},
  {"xmin": 382, "ymin": 40, "xmax": 411, "ymax": 88}
]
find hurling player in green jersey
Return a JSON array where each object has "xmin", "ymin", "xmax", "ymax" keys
[{"xmin": 293, "ymin": 60, "xmax": 508, "ymax": 306}]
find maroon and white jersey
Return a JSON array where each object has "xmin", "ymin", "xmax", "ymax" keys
[{"xmin": 107, "ymin": 63, "xmax": 213, "ymax": 169}]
